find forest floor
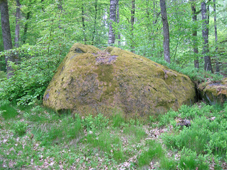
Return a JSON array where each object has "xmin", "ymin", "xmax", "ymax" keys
[{"xmin": 0, "ymin": 103, "xmax": 227, "ymax": 169}]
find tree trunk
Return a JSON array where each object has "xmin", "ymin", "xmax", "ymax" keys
[
  {"xmin": 213, "ymin": 0, "xmax": 219, "ymax": 73},
  {"xmin": 151, "ymin": 0, "xmax": 161, "ymax": 49},
  {"xmin": 116, "ymin": 0, "xmax": 120, "ymax": 47},
  {"xmin": 145, "ymin": 0, "xmax": 151, "ymax": 41},
  {"xmin": 41, "ymin": 0, "xmax": 45, "ymax": 12},
  {"xmin": 22, "ymin": 0, "xmax": 31, "ymax": 44},
  {"xmin": 160, "ymin": 0, "xmax": 170, "ymax": 63},
  {"xmin": 152, "ymin": 0, "xmax": 155, "ymax": 47},
  {"xmin": 201, "ymin": 1, "xmax": 212, "ymax": 72},
  {"xmin": 190, "ymin": 0, "xmax": 199, "ymax": 69},
  {"xmin": 108, "ymin": 0, "xmax": 117, "ymax": 45},
  {"xmin": 57, "ymin": 0, "xmax": 63, "ymax": 11},
  {"xmin": 81, "ymin": 4, "xmax": 87, "ymax": 44},
  {"xmin": 15, "ymin": 0, "xmax": 20, "ymax": 48},
  {"xmin": 0, "ymin": 0, "xmax": 14, "ymax": 78},
  {"xmin": 92, "ymin": 0, "xmax": 98, "ymax": 45},
  {"xmin": 131, "ymin": 0, "xmax": 135, "ymax": 52},
  {"xmin": 15, "ymin": 0, "xmax": 20, "ymax": 64},
  {"xmin": 57, "ymin": 0, "xmax": 63, "ymax": 29}
]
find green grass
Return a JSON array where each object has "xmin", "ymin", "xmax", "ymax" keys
[
  {"xmin": 12, "ymin": 121, "xmax": 28, "ymax": 136},
  {"xmin": 159, "ymin": 157, "xmax": 177, "ymax": 170},
  {"xmin": 123, "ymin": 125, "xmax": 147, "ymax": 143},
  {"xmin": 86, "ymin": 129, "xmax": 125, "ymax": 162},
  {"xmin": 137, "ymin": 139, "xmax": 164, "ymax": 167},
  {"xmin": 0, "ymin": 102, "xmax": 227, "ymax": 169},
  {"xmin": 111, "ymin": 112, "xmax": 125, "ymax": 127},
  {"xmin": 178, "ymin": 148, "xmax": 209, "ymax": 170},
  {"xmin": 0, "ymin": 103, "xmax": 18, "ymax": 119},
  {"xmin": 33, "ymin": 116, "xmax": 82, "ymax": 146},
  {"xmin": 161, "ymin": 104, "xmax": 227, "ymax": 160}
]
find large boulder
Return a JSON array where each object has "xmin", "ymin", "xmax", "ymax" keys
[
  {"xmin": 43, "ymin": 43, "xmax": 196, "ymax": 118},
  {"xmin": 198, "ymin": 78, "xmax": 227, "ymax": 105}
]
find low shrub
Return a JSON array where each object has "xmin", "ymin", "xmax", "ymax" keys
[
  {"xmin": 123, "ymin": 125, "xmax": 147, "ymax": 143},
  {"xmin": 178, "ymin": 148, "xmax": 209, "ymax": 170},
  {"xmin": 0, "ymin": 45, "xmax": 63, "ymax": 106},
  {"xmin": 86, "ymin": 130, "xmax": 125, "ymax": 162},
  {"xmin": 162, "ymin": 103, "xmax": 227, "ymax": 160},
  {"xmin": 137, "ymin": 139, "xmax": 164, "ymax": 167},
  {"xmin": 12, "ymin": 121, "xmax": 28, "ymax": 136}
]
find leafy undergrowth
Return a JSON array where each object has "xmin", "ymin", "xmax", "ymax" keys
[
  {"xmin": 0, "ymin": 103, "xmax": 227, "ymax": 169},
  {"xmin": 151, "ymin": 57, "xmax": 224, "ymax": 83}
]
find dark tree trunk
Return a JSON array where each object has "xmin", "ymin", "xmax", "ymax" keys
[
  {"xmin": 108, "ymin": 0, "xmax": 117, "ymax": 45},
  {"xmin": 22, "ymin": 0, "xmax": 31, "ymax": 44},
  {"xmin": 191, "ymin": 0, "xmax": 199, "ymax": 69},
  {"xmin": 57, "ymin": 0, "xmax": 63, "ymax": 11},
  {"xmin": 92, "ymin": 0, "xmax": 98, "ymax": 45},
  {"xmin": 145, "ymin": 0, "xmax": 150, "ymax": 28},
  {"xmin": 15, "ymin": 0, "xmax": 20, "ymax": 64},
  {"xmin": 15, "ymin": 0, "xmax": 20, "ymax": 48},
  {"xmin": 152, "ymin": 0, "xmax": 155, "ymax": 46},
  {"xmin": 151, "ymin": 0, "xmax": 161, "ymax": 49},
  {"xmin": 41, "ymin": 0, "xmax": 45, "ymax": 12},
  {"xmin": 23, "ymin": 12, "xmax": 30, "ymax": 43},
  {"xmin": 201, "ymin": 1, "xmax": 212, "ymax": 72},
  {"xmin": 213, "ymin": 0, "xmax": 219, "ymax": 73},
  {"xmin": 116, "ymin": 0, "xmax": 120, "ymax": 47},
  {"xmin": 130, "ymin": 0, "xmax": 135, "ymax": 52},
  {"xmin": 0, "ymin": 0, "xmax": 14, "ymax": 78},
  {"xmin": 145, "ymin": 0, "xmax": 151, "ymax": 42},
  {"xmin": 57, "ymin": 0, "xmax": 63, "ymax": 29},
  {"xmin": 0, "ymin": 0, "xmax": 12, "ymax": 51},
  {"xmin": 160, "ymin": 0, "xmax": 170, "ymax": 63},
  {"xmin": 81, "ymin": 4, "xmax": 87, "ymax": 44}
]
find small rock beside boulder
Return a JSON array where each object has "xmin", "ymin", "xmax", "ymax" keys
[{"xmin": 198, "ymin": 78, "xmax": 227, "ymax": 105}]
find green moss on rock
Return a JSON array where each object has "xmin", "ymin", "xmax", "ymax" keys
[
  {"xmin": 198, "ymin": 78, "xmax": 227, "ymax": 105},
  {"xmin": 43, "ymin": 43, "xmax": 196, "ymax": 119}
]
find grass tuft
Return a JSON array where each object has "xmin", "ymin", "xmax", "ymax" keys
[
  {"xmin": 0, "ymin": 104, "xmax": 18, "ymax": 119},
  {"xmin": 137, "ymin": 139, "xmax": 164, "ymax": 167},
  {"xmin": 178, "ymin": 148, "xmax": 209, "ymax": 170}
]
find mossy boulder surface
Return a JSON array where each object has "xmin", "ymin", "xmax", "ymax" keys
[
  {"xmin": 43, "ymin": 43, "xmax": 196, "ymax": 118},
  {"xmin": 198, "ymin": 78, "xmax": 227, "ymax": 105}
]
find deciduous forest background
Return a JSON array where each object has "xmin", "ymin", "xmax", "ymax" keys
[
  {"xmin": 1, "ymin": 0, "xmax": 227, "ymax": 104},
  {"xmin": 1, "ymin": 1, "xmax": 227, "ymax": 169}
]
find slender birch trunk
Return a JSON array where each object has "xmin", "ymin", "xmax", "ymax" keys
[
  {"xmin": 108, "ymin": 0, "xmax": 117, "ymax": 45},
  {"xmin": 160, "ymin": 0, "xmax": 170, "ymax": 63}
]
